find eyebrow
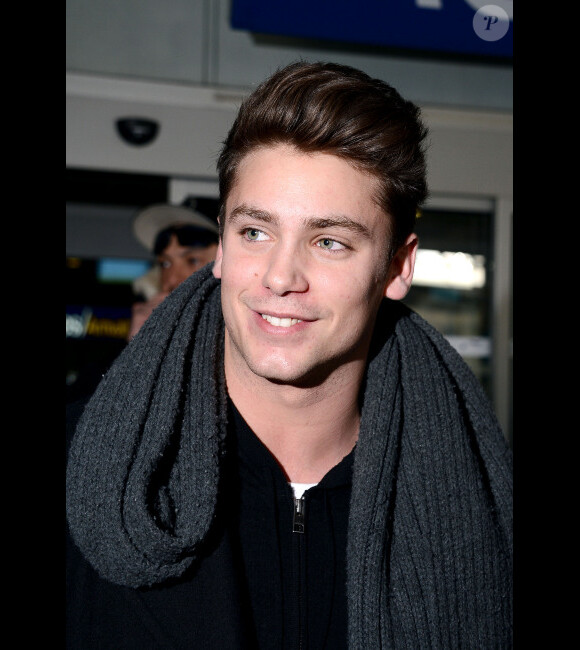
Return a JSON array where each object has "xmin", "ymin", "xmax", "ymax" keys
[
  {"xmin": 229, "ymin": 204, "xmax": 273, "ymax": 225},
  {"xmin": 227, "ymin": 203, "xmax": 373, "ymax": 239}
]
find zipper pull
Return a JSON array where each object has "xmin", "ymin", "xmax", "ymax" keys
[{"xmin": 293, "ymin": 496, "xmax": 305, "ymax": 534}]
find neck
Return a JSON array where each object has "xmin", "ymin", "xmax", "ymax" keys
[{"xmin": 225, "ymin": 349, "xmax": 363, "ymax": 484}]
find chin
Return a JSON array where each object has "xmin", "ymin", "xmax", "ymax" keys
[
  {"xmin": 252, "ymin": 360, "xmax": 308, "ymax": 385},
  {"xmin": 249, "ymin": 353, "xmax": 343, "ymax": 389}
]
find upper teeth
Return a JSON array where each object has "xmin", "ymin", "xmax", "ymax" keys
[{"xmin": 261, "ymin": 314, "xmax": 302, "ymax": 327}]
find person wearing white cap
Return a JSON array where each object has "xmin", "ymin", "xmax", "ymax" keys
[{"xmin": 127, "ymin": 201, "xmax": 219, "ymax": 339}]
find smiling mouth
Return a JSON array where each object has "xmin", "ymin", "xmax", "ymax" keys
[{"xmin": 261, "ymin": 314, "xmax": 303, "ymax": 328}]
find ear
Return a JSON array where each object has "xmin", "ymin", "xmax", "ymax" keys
[
  {"xmin": 384, "ymin": 233, "xmax": 418, "ymax": 301},
  {"xmin": 212, "ymin": 238, "xmax": 224, "ymax": 278}
]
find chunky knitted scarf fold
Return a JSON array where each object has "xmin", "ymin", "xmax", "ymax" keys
[{"xmin": 66, "ymin": 264, "xmax": 512, "ymax": 647}]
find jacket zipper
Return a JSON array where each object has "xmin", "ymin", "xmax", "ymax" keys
[
  {"xmin": 293, "ymin": 495, "xmax": 306, "ymax": 533},
  {"xmin": 293, "ymin": 495, "xmax": 306, "ymax": 649}
]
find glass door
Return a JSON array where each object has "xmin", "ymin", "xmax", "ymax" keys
[{"xmin": 403, "ymin": 205, "xmax": 494, "ymax": 398}]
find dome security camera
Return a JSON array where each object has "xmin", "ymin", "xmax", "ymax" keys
[{"xmin": 115, "ymin": 117, "xmax": 159, "ymax": 146}]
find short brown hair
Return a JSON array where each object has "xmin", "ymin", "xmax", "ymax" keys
[{"xmin": 217, "ymin": 61, "xmax": 428, "ymax": 257}]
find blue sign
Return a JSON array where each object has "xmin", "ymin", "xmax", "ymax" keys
[{"xmin": 231, "ymin": 0, "xmax": 512, "ymax": 59}]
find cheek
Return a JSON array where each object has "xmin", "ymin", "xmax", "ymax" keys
[
  {"xmin": 317, "ymin": 266, "xmax": 385, "ymax": 307},
  {"xmin": 220, "ymin": 252, "xmax": 261, "ymax": 295}
]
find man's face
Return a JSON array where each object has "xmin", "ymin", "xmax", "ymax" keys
[
  {"xmin": 158, "ymin": 234, "xmax": 218, "ymax": 293},
  {"xmin": 213, "ymin": 144, "xmax": 413, "ymax": 387}
]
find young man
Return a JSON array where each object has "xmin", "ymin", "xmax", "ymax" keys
[{"xmin": 67, "ymin": 62, "xmax": 512, "ymax": 648}]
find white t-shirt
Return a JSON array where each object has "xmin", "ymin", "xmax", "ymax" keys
[{"xmin": 290, "ymin": 482, "xmax": 318, "ymax": 499}]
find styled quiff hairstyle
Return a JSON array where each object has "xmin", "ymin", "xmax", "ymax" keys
[{"xmin": 217, "ymin": 61, "xmax": 429, "ymax": 257}]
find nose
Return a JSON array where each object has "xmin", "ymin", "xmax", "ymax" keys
[{"xmin": 262, "ymin": 243, "xmax": 309, "ymax": 296}]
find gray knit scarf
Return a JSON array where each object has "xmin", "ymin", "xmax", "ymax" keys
[{"xmin": 66, "ymin": 264, "xmax": 513, "ymax": 648}]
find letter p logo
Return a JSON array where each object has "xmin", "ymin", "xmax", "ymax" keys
[
  {"xmin": 484, "ymin": 15, "xmax": 499, "ymax": 30},
  {"xmin": 473, "ymin": 5, "xmax": 510, "ymax": 41}
]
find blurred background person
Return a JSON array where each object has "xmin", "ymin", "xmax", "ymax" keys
[
  {"xmin": 127, "ymin": 199, "xmax": 219, "ymax": 340},
  {"xmin": 67, "ymin": 198, "xmax": 219, "ymax": 404}
]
